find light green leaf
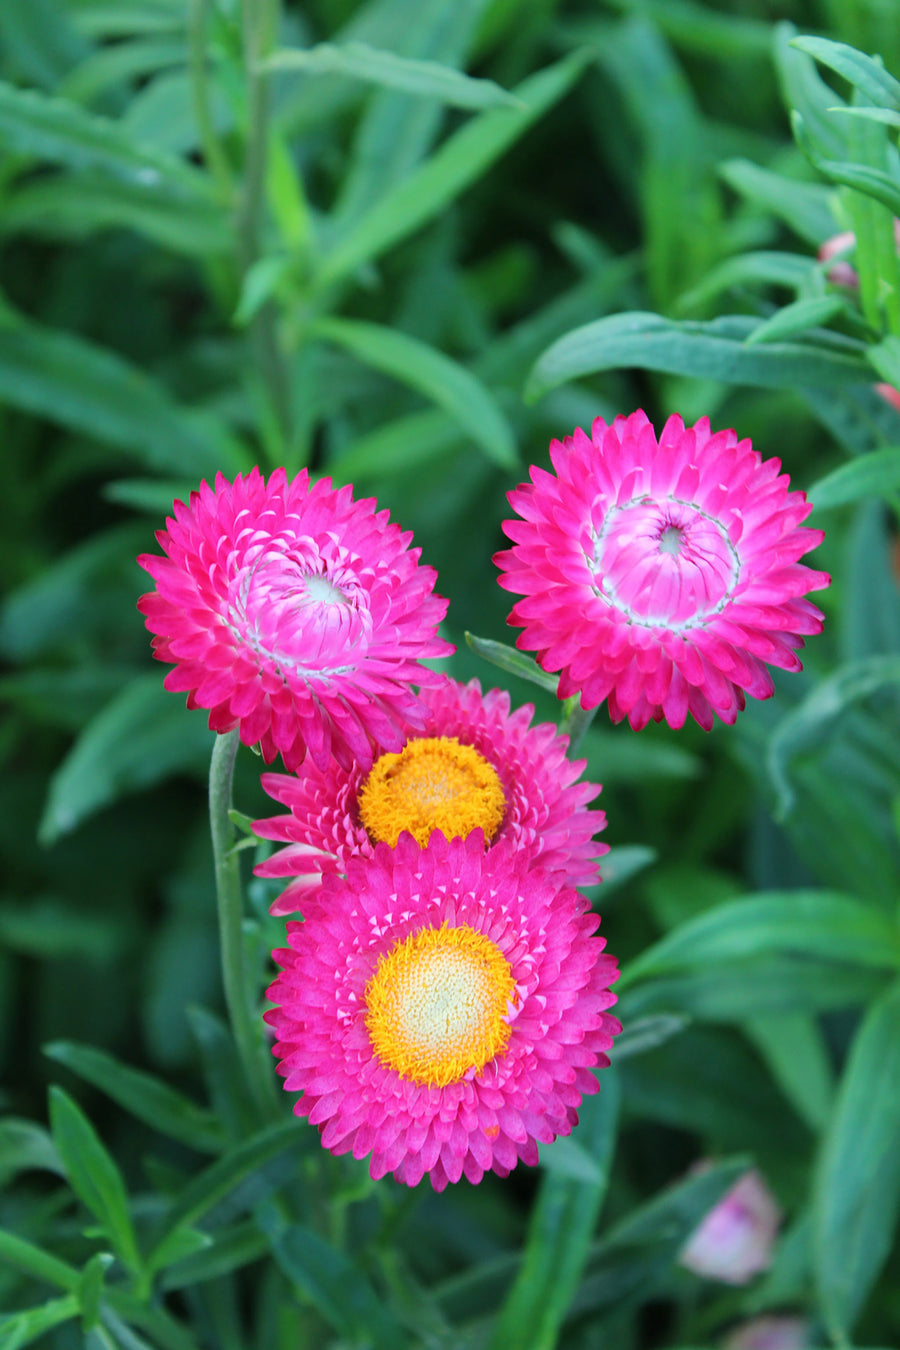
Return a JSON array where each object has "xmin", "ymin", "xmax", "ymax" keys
[
  {"xmin": 464, "ymin": 632, "xmax": 560, "ymax": 694},
  {"xmin": 809, "ymin": 447, "xmax": 900, "ymax": 511},
  {"xmin": 677, "ymin": 250, "xmax": 816, "ymax": 313},
  {"xmin": 44, "ymin": 1042, "xmax": 224, "ymax": 1154},
  {"xmin": 830, "ymin": 104, "xmax": 900, "ymax": 129},
  {"xmin": 315, "ymin": 316, "xmax": 517, "ymax": 468},
  {"xmin": 793, "ymin": 112, "xmax": 900, "ymax": 216},
  {"xmin": 0, "ymin": 316, "xmax": 242, "ymax": 477},
  {"xmin": 490, "ymin": 1074, "xmax": 619, "ymax": 1350},
  {"xmin": 768, "ymin": 656, "xmax": 900, "ymax": 818},
  {"xmin": 621, "ymin": 891, "xmax": 900, "ymax": 989},
  {"xmin": 60, "ymin": 36, "xmax": 186, "ymax": 105},
  {"xmin": 146, "ymin": 1227, "xmax": 212, "ymax": 1277},
  {"xmin": 266, "ymin": 41, "xmax": 518, "ymax": 111},
  {"xmin": 159, "ymin": 1221, "xmax": 267, "ymax": 1291},
  {"xmin": 233, "ymin": 255, "xmax": 294, "ymax": 326},
  {"xmin": 867, "ymin": 334, "xmax": 900, "ymax": 388},
  {"xmin": 78, "ymin": 1253, "xmax": 113, "ymax": 1332},
  {"xmin": 815, "ymin": 980, "xmax": 900, "ymax": 1335},
  {"xmin": 317, "ymin": 50, "xmax": 588, "ymax": 288},
  {"xmin": 48, "ymin": 1088, "xmax": 140, "ymax": 1272},
  {"xmin": 39, "ymin": 676, "xmax": 214, "ymax": 844},
  {"xmin": 526, "ymin": 312, "xmax": 867, "ymax": 401},
  {"xmin": 791, "ymin": 36, "xmax": 900, "ymax": 111},
  {"xmin": 745, "ymin": 294, "xmax": 848, "ymax": 345},
  {"xmin": 609, "ymin": 1013, "xmax": 690, "ymax": 1061},
  {"xmin": 0, "ymin": 1296, "xmax": 80, "ymax": 1350},
  {"xmin": 329, "ymin": 408, "xmax": 460, "ymax": 484},
  {"xmin": 719, "ymin": 158, "xmax": 838, "ymax": 245}
]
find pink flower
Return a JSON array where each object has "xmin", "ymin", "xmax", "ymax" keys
[
  {"xmin": 137, "ymin": 468, "xmax": 452, "ymax": 771},
  {"xmin": 265, "ymin": 832, "xmax": 620, "ymax": 1190},
  {"xmin": 723, "ymin": 1317, "xmax": 810, "ymax": 1350},
  {"xmin": 679, "ymin": 1169, "xmax": 781, "ymax": 1285},
  {"xmin": 254, "ymin": 675, "xmax": 607, "ymax": 916},
  {"xmin": 494, "ymin": 410, "xmax": 830, "ymax": 731}
]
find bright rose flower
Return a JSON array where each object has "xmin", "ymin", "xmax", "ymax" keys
[
  {"xmin": 723, "ymin": 1317, "xmax": 810, "ymax": 1350},
  {"xmin": 137, "ymin": 468, "xmax": 452, "ymax": 772},
  {"xmin": 679, "ymin": 1169, "xmax": 781, "ymax": 1285},
  {"xmin": 265, "ymin": 832, "xmax": 620, "ymax": 1190},
  {"xmin": 495, "ymin": 410, "xmax": 830, "ymax": 731},
  {"xmin": 254, "ymin": 675, "xmax": 607, "ymax": 916}
]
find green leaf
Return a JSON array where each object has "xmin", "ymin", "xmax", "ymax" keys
[
  {"xmin": 768, "ymin": 656, "xmax": 900, "ymax": 818},
  {"xmin": 266, "ymin": 41, "xmax": 519, "ymax": 111},
  {"xmin": 793, "ymin": 113, "xmax": 900, "ymax": 216},
  {"xmin": 48, "ymin": 1087, "xmax": 140, "ymax": 1272},
  {"xmin": 159, "ymin": 1221, "xmax": 267, "ymax": 1291},
  {"xmin": 489, "ymin": 1075, "xmax": 619, "ymax": 1350},
  {"xmin": 677, "ymin": 250, "xmax": 816, "ymax": 314},
  {"xmin": 719, "ymin": 158, "xmax": 838, "ymax": 245},
  {"xmin": 39, "ymin": 676, "xmax": 214, "ymax": 844},
  {"xmin": 316, "ymin": 50, "xmax": 588, "ymax": 288},
  {"xmin": 0, "ymin": 1296, "xmax": 80, "ymax": 1350},
  {"xmin": 258, "ymin": 1209, "xmax": 408, "ymax": 1350},
  {"xmin": 78, "ymin": 1253, "xmax": 113, "ymax": 1332},
  {"xmin": 745, "ymin": 1014, "xmax": 834, "ymax": 1133},
  {"xmin": 146, "ymin": 1227, "xmax": 212, "ymax": 1277},
  {"xmin": 44, "ymin": 1042, "xmax": 224, "ymax": 1154},
  {"xmin": 0, "ymin": 317, "xmax": 242, "ymax": 477},
  {"xmin": 809, "ymin": 447, "xmax": 900, "ymax": 511},
  {"xmin": 867, "ymin": 334, "xmax": 900, "ymax": 388},
  {"xmin": 464, "ymin": 632, "xmax": 560, "ymax": 694},
  {"xmin": 621, "ymin": 891, "xmax": 900, "ymax": 990},
  {"xmin": 744, "ymin": 294, "xmax": 848, "ymax": 345},
  {"xmin": 0, "ymin": 1227, "xmax": 79, "ymax": 1292},
  {"xmin": 815, "ymin": 980, "xmax": 900, "ymax": 1335},
  {"xmin": 609, "ymin": 1013, "xmax": 690, "ymax": 1062},
  {"xmin": 830, "ymin": 104, "xmax": 900, "ymax": 130},
  {"xmin": 791, "ymin": 36, "xmax": 900, "ymax": 111},
  {"xmin": 60, "ymin": 36, "xmax": 186, "ymax": 105},
  {"xmin": 582, "ymin": 727, "xmax": 702, "ymax": 785},
  {"xmin": 597, "ymin": 845, "xmax": 657, "ymax": 894},
  {"xmin": 233, "ymin": 255, "xmax": 294, "ymax": 326},
  {"xmin": 0, "ymin": 1119, "xmax": 64, "ymax": 1186},
  {"xmin": 0, "ymin": 77, "xmax": 212, "ymax": 194},
  {"xmin": 526, "ymin": 313, "xmax": 868, "ymax": 401},
  {"xmin": 0, "ymin": 898, "xmax": 123, "ymax": 961},
  {"xmin": 314, "ymin": 317, "xmax": 517, "ymax": 468}
]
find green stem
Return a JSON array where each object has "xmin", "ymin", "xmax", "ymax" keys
[
  {"xmin": 209, "ymin": 731, "xmax": 276, "ymax": 1117},
  {"xmin": 187, "ymin": 0, "xmax": 235, "ymax": 200},
  {"xmin": 559, "ymin": 697, "xmax": 597, "ymax": 754}
]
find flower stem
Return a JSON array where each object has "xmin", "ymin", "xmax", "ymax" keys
[
  {"xmin": 559, "ymin": 696, "xmax": 597, "ymax": 754},
  {"xmin": 209, "ymin": 730, "xmax": 277, "ymax": 1118}
]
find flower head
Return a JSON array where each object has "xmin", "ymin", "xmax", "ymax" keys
[
  {"xmin": 265, "ymin": 832, "xmax": 620, "ymax": 1190},
  {"xmin": 254, "ymin": 676, "xmax": 607, "ymax": 915},
  {"xmin": 495, "ymin": 410, "xmax": 830, "ymax": 731},
  {"xmin": 680, "ymin": 1168, "xmax": 781, "ymax": 1285},
  {"xmin": 137, "ymin": 468, "xmax": 452, "ymax": 771}
]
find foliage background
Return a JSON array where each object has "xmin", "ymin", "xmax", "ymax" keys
[{"xmin": 3, "ymin": 0, "xmax": 900, "ymax": 1346}]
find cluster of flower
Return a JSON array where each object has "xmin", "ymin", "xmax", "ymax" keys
[{"xmin": 138, "ymin": 410, "xmax": 829, "ymax": 1191}]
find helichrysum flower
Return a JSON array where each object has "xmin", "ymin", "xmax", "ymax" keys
[
  {"xmin": 254, "ymin": 675, "xmax": 607, "ymax": 916},
  {"xmin": 495, "ymin": 410, "xmax": 830, "ymax": 731},
  {"xmin": 679, "ymin": 1168, "xmax": 781, "ymax": 1285},
  {"xmin": 265, "ymin": 832, "xmax": 620, "ymax": 1190},
  {"xmin": 137, "ymin": 468, "xmax": 452, "ymax": 771}
]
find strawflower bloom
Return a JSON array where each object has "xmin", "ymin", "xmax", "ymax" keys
[
  {"xmin": 679, "ymin": 1168, "xmax": 781, "ymax": 1285},
  {"xmin": 254, "ymin": 675, "xmax": 607, "ymax": 916},
  {"xmin": 265, "ymin": 831, "xmax": 620, "ymax": 1190},
  {"xmin": 495, "ymin": 410, "xmax": 830, "ymax": 731},
  {"xmin": 137, "ymin": 468, "xmax": 452, "ymax": 772},
  {"xmin": 723, "ymin": 1318, "xmax": 811, "ymax": 1350}
]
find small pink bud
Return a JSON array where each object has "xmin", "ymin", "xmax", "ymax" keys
[
  {"xmin": 875, "ymin": 383, "xmax": 900, "ymax": 415},
  {"xmin": 817, "ymin": 230, "xmax": 858, "ymax": 288},
  {"xmin": 723, "ymin": 1316, "xmax": 811, "ymax": 1350},
  {"xmin": 679, "ymin": 1168, "xmax": 781, "ymax": 1285}
]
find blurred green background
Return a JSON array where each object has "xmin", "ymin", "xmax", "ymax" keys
[{"xmin": 4, "ymin": 0, "xmax": 900, "ymax": 1346}]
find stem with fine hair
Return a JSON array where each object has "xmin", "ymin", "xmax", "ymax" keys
[{"xmin": 209, "ymin": 729, "xmax": 277, "ymax": 1117}]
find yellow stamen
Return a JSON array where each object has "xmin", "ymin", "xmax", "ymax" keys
[
  {"xmin": 357, "ymin": 737, "xmax": 506, "ymax": 848},
  {"xmin": 365, "ymin": 923, "xmax": 516, "ymax": 1087}
]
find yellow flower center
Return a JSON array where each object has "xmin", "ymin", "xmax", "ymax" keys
[
  {"xmin": 364, "ymin": 923, "xmax": 516, "ymax": 1087},
  {"xmin": 357, "ymin": 737, "xmax": 506, "ymax": 848}
]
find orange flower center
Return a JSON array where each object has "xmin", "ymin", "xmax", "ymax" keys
[
  {"xmin": 357, "ymin": 737, "xmax": 506, "ymax": 848},
  {"xmin": 364, "ymin": 923, "xmax": 515, "ymax": 1087}
]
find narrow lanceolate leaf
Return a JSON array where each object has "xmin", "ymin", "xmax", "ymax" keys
[
  {"xmin": 719, "ymin": 158, "xmax": 837, "ymax": 245},
  {"xmin": 791, "ymin": 36, "xmax": 900, "ymax": 111},
  {"xmin": 620, "ymin": 892, "xmax": 900, "ymax": 989},
  {"xmin": 815, "ymin": 980, "xmax": 900, "ymax": 1336},
  {"xmin": 43, "ymin": 1042, "xmax": 225, "ymax": 1154},
  {"xmin": 0, "ymin": 1119, "xmax": 64, "ymax": 1185},
  {"xmin": 0, "ymin": 1296, "xmax": 80, "ymax": 1348},
  {"xmin": 0, "ymin": 78, "xmax": 212, "ymax": 195},
  {"xmin": 39, "ymin": 677, "xmax": 214, "ymax": 844},
  {"xmin": 464, "ymin": 632, "xmax": 561, "ymax": 695},
  {"xmin": 314, "ymin": 317, "xmax": 517, "ymax": 468},
  {"xmin": 526, "ymin": 313, "xmax": 868, "ymax": 401},
  {"xmin": 266, "ymin": 42, "xmax": 519, "ymax": 111},
  {"xmin": 0, "ymin": 317, "xmax": 242, "ymax": 477},
  {"xmin": 768, "ymin": 656, "xmax": 900, "ymax": 818},
  {"xmin": 489, "ymin": 1074, "xmax": 619, "ymax": 1350},
  {"xmin": 744, "ymin": 295, "xmax": 848, "ymax": 345},
  {"xmin": 317, "ymin": 50, "xmax": 588, "ymax": 288},
  {"xmin": 809, "ymin": 448, "xmax": 900, "ymax": 511},
  {"xmin": 793, "ymin": 113, "xmax": 900, "ymax": 217},
  {"xmin": 48, "ymin": 1088, "xmax": 140, "ymax": 1273}
]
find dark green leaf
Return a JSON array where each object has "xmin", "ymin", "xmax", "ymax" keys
[
  {"xmin": 44, "ymin": 1042, "xmax": 224, "ymax": 1153},
  {"xmin": 0, "ymin": 1119, "xmax": 64, "ymax": 1186},
  {"xmin": 48, "ymin": 1087, "xmax": 140, "ymax": 1271},
  {"xmin": 0, "ymin": 1228, "xmax": 79, "ymax": 1291},
  {"xmin": 815, "ymin": 980, "xmax": 900, "ymax": 1335},
  {"xmin": 159, "ymin": 1222, "xmax": 267, "ymax": 1291}
]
